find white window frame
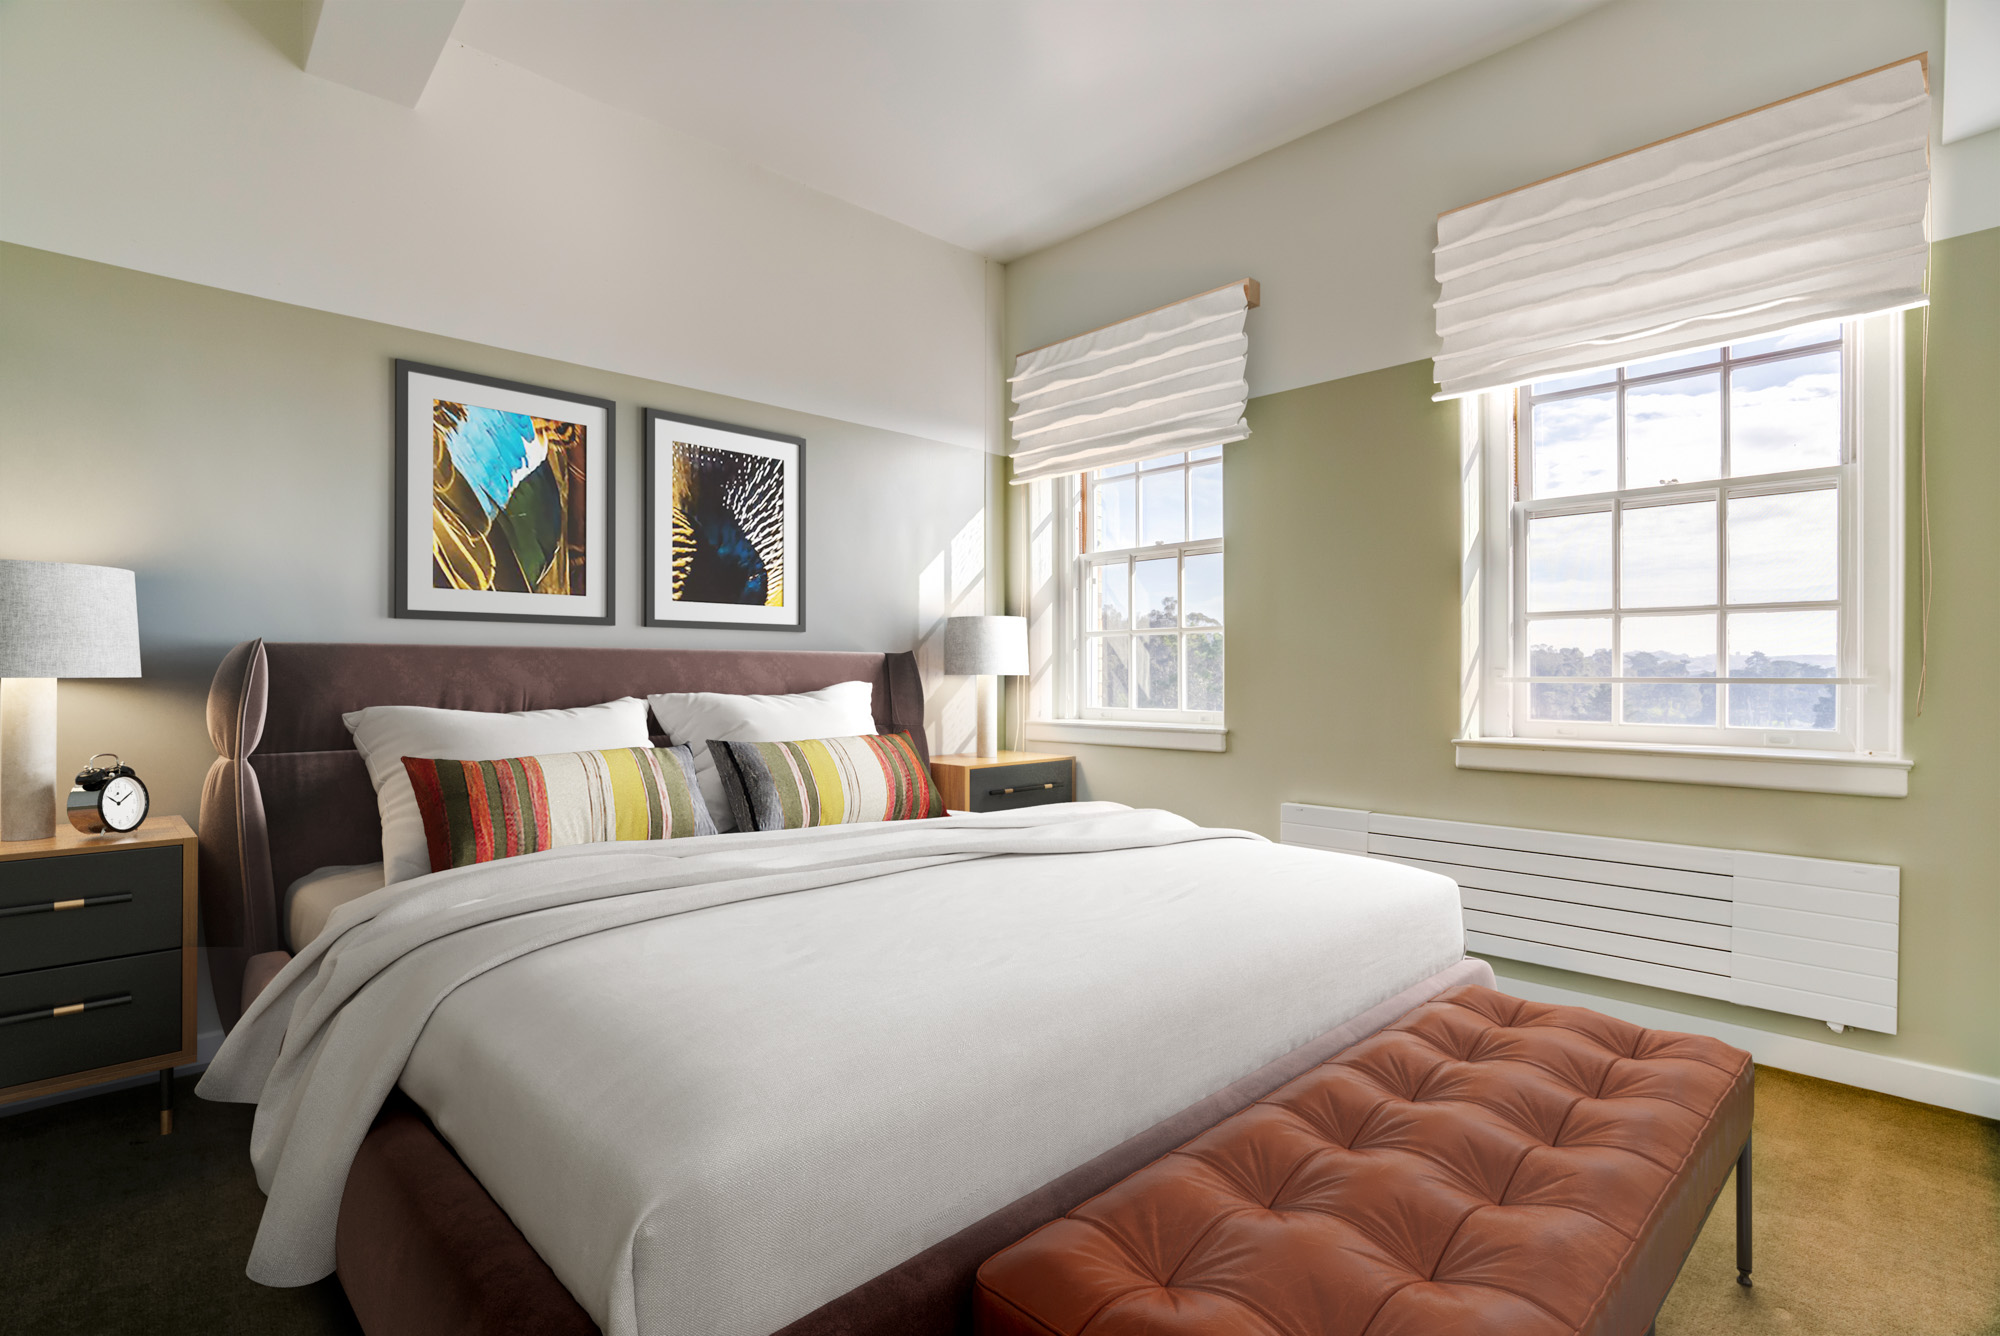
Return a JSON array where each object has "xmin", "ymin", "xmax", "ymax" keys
[
  {"xmin": 1457, "ymin": 312, "xmax": 1909, "ymax": 796},
  {"xmin": 1023, "ymin": 456, "xmax": 1229, "ymax": 753}
]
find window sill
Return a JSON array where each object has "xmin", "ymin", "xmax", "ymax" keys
[
  {"xmin": 1026, "ymin": 719, "xmax": 1228, "ymax": 753},
  {"xmin": 1454, "ymin": 736, "xmax": 1909, "ymax": 797}
]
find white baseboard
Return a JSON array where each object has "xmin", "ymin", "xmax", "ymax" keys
[
  {"xmin": 1497, "ymin": 977, "xmax": 2000, "ymax": 1120},
  {"xmin": 0, "ymin": 1025, "xmax": 227, "ymax": 1119}
]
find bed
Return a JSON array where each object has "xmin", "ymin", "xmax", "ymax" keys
[{"xmin": 195, "ymin": 639, "xmax": 1488, "ymax": 1336}]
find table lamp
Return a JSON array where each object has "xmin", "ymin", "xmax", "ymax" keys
[
  {"xmin": 942, "ymin": 615, "xmax": 1027, "ymax": 760},
  {"xmin": 0, "ymin": 560, "xmax": 142, "ymax": 841}
]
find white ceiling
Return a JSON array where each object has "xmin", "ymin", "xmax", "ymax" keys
[{"xmin": 451, "ymin": 0, "xmax": 1601, "ymax": 261}]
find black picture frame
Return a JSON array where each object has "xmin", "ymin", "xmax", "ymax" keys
[
  {"xmin": 394, "ymin": 359, "xmax": 616, "ymax": 625},
  {"xmin": 642, "ymin": 408, "xmax": 805, "ymax": 631}
]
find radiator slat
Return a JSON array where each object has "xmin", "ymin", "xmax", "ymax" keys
[
  {"xmin": 1285, "ymin": 802, "xmax": 1900, "ymax": 1034},
  {"xmin": 1464, "ymin": 931, "xmax": 1734, "ymax": 1000},
  {"xmin": 1368, "ymin": 834, "xmax": 1733, "ymax": 899},
  {"xmin": 1463, "ymin": 910, "xmax": 1732, "ymax": 973},
  {"xmin": 1460, "ymin": 888, "xmax": 1732, "ymax": 950},
  {"xmin": 1390, "ymin": 855, "xmax": 1733, "ymax": 924}
]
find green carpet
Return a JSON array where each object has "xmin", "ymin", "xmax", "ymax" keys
[
  {"xmin": 0, "ymin": 1074, "xmax": 359, "ymax": 1336},
  {"xmin": 3, "ymin": 1066, "xmax": 1996, "ymax": 1334}
]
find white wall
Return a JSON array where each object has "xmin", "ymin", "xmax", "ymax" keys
[
  {"xmin": 1006, "ymin": 0, "xmax": 2000, "ymax": 394},
  {"xmin": 0, "ymin": 0, "xmax": 994, "ymax": 451}
]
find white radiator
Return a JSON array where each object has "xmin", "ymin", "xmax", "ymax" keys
[{"xmin": 1280, "ymin": 804, "xmax": 1900, "ymax": 1034}]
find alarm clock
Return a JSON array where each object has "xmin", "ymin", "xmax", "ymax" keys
[{"xmin": 67, "ymin": 753, "xmax": 150, "ymax": 834}]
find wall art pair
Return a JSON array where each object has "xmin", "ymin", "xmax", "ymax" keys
[{"xmin": 393, "ymin": 360, "xmax": 803, "ymax": 630}]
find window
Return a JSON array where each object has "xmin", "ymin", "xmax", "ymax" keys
[
  {"xmin": 1462, "ymin": 314, "xmax": 1907, "ymax": 795},
  {"xmin": 1079, "ymin": 448, "xmax": 1224, "ymax": 723},
  {"xmin": 1024, "ymin": 448, "xmax": 1226, "ymax": 746}
]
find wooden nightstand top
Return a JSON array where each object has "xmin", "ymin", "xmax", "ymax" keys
[
  {"xmin": 0, "ymin": 814, "xmax": 195, "ymax": 864},
  {"xmin": 930, "ymin": 751, "xmax": 1074, "ymax": 771}
]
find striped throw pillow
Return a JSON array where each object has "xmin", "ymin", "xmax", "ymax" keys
[
  {"xmin": 402, "ymin": 744, "xmax": 716, "ymax": 872},
  {"xmin": 711, "ymin": 732, "xmax": 942, "ymax": 831}
]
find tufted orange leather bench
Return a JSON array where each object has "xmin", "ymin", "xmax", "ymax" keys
[{"xmin": 975, "ymin": 985, "xmax": 1753, "ymax": 1336}]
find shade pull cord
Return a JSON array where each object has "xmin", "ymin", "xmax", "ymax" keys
[{"xmin": 1915, "ymin": 302, "xmax": 1932, "ymax": 717}]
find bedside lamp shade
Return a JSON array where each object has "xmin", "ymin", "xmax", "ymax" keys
[
  {"xmin": 943, "ymin": 616, "xmax": 1028, "ymax": 677},
  {"xmin": 943, "ymin": 616, "xmax": 1027, "ymax": 758},
  {"xmin": 1, "ymin": 561, "xmax": 141, "ymax": 841}
]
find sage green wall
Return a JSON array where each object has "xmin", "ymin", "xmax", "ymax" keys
[{"xmin": 1017, "ymin": 227, "xmax": 2000, "ymax": 1082}]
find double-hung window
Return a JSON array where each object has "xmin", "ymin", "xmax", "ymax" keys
[
  {"xmin": 1024, "ymin": 448, "xmax": 1226, "ymax": 746},
  {"xmin": 1463, "ymin": 313, "xmax": 1908, "ymax": 795}
]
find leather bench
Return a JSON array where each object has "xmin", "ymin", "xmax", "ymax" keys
[{"xmin": 975, "ymin": 985, "xmax": 1752, "ymax": 1336}]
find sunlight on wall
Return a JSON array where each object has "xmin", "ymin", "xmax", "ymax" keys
[
  {"xmin": 917, "ymin": 508, "xmax": 987, "ymax": 755},
  {"xmin": 1025, "ymin": 479, "xmax": 1058, "ymax": 722}
]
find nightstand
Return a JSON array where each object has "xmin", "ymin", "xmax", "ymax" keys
[
  {"xmin": 931, "ymin": 752, "xmax": 1076, "ymax": 813},
  {"xmin": 0, "ymin": 815, "xmax": 197, "ymax": 1133}
]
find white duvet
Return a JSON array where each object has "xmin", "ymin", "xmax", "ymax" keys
[{"xmin": 201, "ymin": 804, "xmax": 1464, "ymax": 1336}]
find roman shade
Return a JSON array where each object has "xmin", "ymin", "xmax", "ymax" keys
[
  {"xmin": 1008, "ymin": 280, "xmax": 1256, "ymax": 483},
  {"xmin": 1432, "ymin": 56, "xmax": 1931, "ymax": 401}
]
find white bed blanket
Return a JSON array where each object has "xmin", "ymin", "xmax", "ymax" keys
[{"xmin": 201, "ymin": 804, "xmax": 1464, "ymax": 1336}]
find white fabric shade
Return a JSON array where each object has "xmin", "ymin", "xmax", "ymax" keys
[
  {"xmin": 1008, "ymin": 281, "xmax": 1252, "ymax": 482},
  {"xmin": 1432, "ymin": 57, "xmax": 1931, "ymax": 401},
  {"xmin": 0, "ymin": 560, "xmax": 141, "ymax": 678}
]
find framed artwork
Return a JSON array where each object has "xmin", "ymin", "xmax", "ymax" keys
[
  {"xmin": 643, "ymin": 409, "xmax": 804, "ymax": 631},
  {"xmin": 394, "ymin": 360, "xmax": 614, "ymax": 624}
]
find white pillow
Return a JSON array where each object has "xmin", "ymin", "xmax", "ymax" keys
[
  {"xmin": 343, "ymin": 697, "xmax": 652, "ymax": 885},
  {"xmin": 647, "ymin": 682, "xmax": 875, "ymax": 833}
]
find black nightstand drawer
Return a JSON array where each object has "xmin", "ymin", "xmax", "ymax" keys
[
  {"xmin": 0, "ymin": 846, "xmax": 182, "ymax": 975},
  {"xmin": 0, "ymin": 949, "xmax": 184, "ymax": 1089},
  {"xmin": 969, "ymin": 760, "xmax": 1073, "ymax": 812}
]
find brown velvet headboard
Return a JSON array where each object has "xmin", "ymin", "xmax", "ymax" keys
[{"xmin": 198, "ymin": 639, "xmax": 928, "ymax": 1023}]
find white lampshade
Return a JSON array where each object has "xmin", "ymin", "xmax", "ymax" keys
[
  {"xmin": 0, "ymin": 560, "xmax": 141, "ymax": 678},
  {"xmin": 943, "ymin": 615, "xmax": 1028, "ymax": 677}
]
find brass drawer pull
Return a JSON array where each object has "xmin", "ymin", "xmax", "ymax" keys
[
  {"xmin": 991, "ymin": 783, "xmax": 1060, "ymax": 796},
  {"xmin": 0, "ymin": 892, "xmax": 134, "ymax": 919},
  {"xmin": 0, "ymin": 993, "xmax": 132, "ymax": 1027}
]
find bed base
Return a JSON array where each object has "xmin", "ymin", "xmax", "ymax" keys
[{"xmin": 333, "ymin": 957, "xmax": 1496, "ymax": 1336}]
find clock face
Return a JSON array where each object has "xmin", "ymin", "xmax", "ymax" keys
[{"xmin": 100, "ymin": 774, "xmax": 148, "ymax": 832}]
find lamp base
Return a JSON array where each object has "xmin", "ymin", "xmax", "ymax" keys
[
  {"xmin": 975, "ymin": 675, "xmax": 999, "ymax": 759},
  {"xmin": 0, "ymin": 677, "xmax": 58, "ymax": 842}
]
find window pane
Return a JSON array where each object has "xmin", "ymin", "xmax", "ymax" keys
[
  {"xmin": 1183, "ymin": 552, "xmax": 1223, "ymax": 626},
  {"xmin": 1620, "ymin": 500, "xmax": 1717, "ymax": 608},
  {"xmin": 1728, "ymin": 489, "xmax": 1837, "ymax": 603},
  {"xmin": 1527, "ymin": 511, "xmax": 1612, "ymax": 612},
  {"xmin": 1133, "ymin": 557, "xmax": 1179, "ymax": 628},
  {"xmin": 1532, "ymin": 368, "xmax": 1614, "ymax": 395},
  {"xmin": 1139, "ymin": 468, "xmax": 1185, "ymax": 545},
  {"xmin": 1095, "ymin": 461, "xmax": 1135, "ymax": 477},
  {"xmin": 1187, "ymin": 444, "xmax": 1224, "ymax": 460},
  {"xmin": 1092, "ymin": 476, "xmax": 1133, "ymax": 551},
  {"xmin": 1530, "ymin": 392, "xmax": 1616, "ymax": 498},
  {"xmin": 1140, "ymin": 452, "xmax": 1184, "ymax": 469},
  {"xmin": 1626, "ymin": 372, "xmax": 1721, "ymax": 488},
  {"xmin": 1527, "ymin": 617, "xmax": 1611, "ymax": 721},
  {"xmin": 1093, "ymin": 636, "xmax": 1130, "ymax": 708},
  {"xmin": 1621, "ymin": 613, "xmax": 1717, "ymax": 725},
  {"xmin": 1728, "ymin": 609, "xmax": 1836, "ymax": 730},
  {"xmin": 1626, "ymin": 345, "xmax": 1720, "ymax": 378},
  {"xmin": 1730, "ymin": 350, "xmax": 1841, "ymax": 476},
  {"xmin": 1190, "ymin": 462, "xmax": 1223, "ymax": 539},
  {"xmin": 1185, "ymin": 632, "xmax": 1224, "ymax": 712},
  {"xmin": 1134, "ymin": 634, "xmax": 1179, "ymax": 709},
  {"xmin": 1730, "ymin": 321, "xmax": 1842, "ymax": 359},
  {"xmin": 1091, "ymin": 561, "xmax": 1128, "ymax": 631}
]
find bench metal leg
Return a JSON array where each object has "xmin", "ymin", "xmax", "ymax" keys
[{"xmin": 1735, "ymin": 1133, "xmax": 1752, "ymax": 1287}]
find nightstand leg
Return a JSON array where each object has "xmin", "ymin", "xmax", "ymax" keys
[{"xmin": 158, "ymin": 1067, "xmax": 174, "ymax": 1136}]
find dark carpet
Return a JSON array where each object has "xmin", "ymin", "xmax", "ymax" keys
[{"xmin": 1, "ymin": 1074, "xmax": 360, "ymax": 1336}]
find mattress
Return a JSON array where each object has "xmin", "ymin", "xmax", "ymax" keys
[
  {"xmin": 285, "ymin": 863, "xmax": 387, "ymax": 950},
  {"xmin": 391, "ymin": 814, "xmax": 1465, "ymax": 1336}
]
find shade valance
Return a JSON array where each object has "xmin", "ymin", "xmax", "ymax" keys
[
  {"xmin": 1008, "ymin": 280, "xmax": 1255, "ymax": 483},
  {"xmin": 1432, "ymin": 56, "xmax": 1930, "ymax": 401}
]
